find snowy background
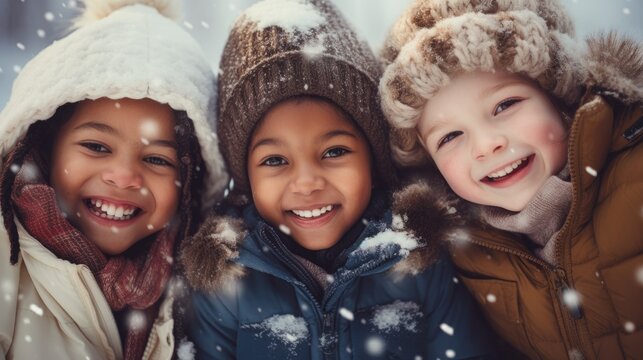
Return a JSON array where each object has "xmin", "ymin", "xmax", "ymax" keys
[{"xmin": 0, "ymin": 0, "xmax": 641, "ymax": 109}]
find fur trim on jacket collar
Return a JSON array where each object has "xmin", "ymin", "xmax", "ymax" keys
[
  {"xmin": 583, "ymin": 32, "xmax": 643, "ymax": 104},
  {"xmin": 181, "ymin": 182, "xmax": 460, "ymax": 292}
]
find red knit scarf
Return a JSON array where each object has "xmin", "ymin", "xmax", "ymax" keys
[{"xmin": 11, "ymin": 162, "xmax": 177, "ymax": 360}]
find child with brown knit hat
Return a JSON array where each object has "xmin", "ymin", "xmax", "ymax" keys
[
  {"xmin": 181, "ymin": 0, "xmax": 496, "ymax": 359},
  {"xmin": 380, "ymin": 0, "xmax": 643, "ymax": 359}
]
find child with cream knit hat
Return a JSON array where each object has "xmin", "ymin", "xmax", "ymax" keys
[
  {"xmin": 0, "ymin": 1, "xmax": 227, "ymax": 359},
  {"xmin": 380, "ymin": 0, "xmax": 642, "ymax": 358}
]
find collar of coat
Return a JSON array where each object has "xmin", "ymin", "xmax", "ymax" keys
[
  {"xmin": 582, "ymin": 32, "xmax": 642, "ymax": 105},
  {"xmin": 180, "ymin": 182, "xmax": 458, "ymax": 292}
]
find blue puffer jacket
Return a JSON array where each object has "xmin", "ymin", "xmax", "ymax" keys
[{"xmin": 185, "ymin": 204, "xmax": 496, "ymax": 360}]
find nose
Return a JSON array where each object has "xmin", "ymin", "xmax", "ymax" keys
[
  {"xmin": 472, "ymin": 131, "xmax": 508, "ymax": 160},
  {"xmin": 289, "ymin": 163, "xmax": 325, "ymax": 196},
  {"xmin": 102, "ymin": 163, "xmax": 143, "ymax": 189}
]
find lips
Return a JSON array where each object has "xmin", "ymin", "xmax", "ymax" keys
[
  {"xmin": 480, "ymin": 154, "xmax": 534, "ymax": 184},
  {"xmin": 287, "ymin": 204, "xmax": 338, "ymax": 228},
  {"xmin": 84, "ymin": 198, "xmax": 141, "ymax": 221}
]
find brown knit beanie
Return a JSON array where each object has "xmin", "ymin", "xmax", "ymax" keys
[
  {"xmin": 217, "ymin": 0, "xmax": 394, "ymax": 193},
  {"xmin": 380, "ymin": 0, "xmax": 585, "ymax": 167}
]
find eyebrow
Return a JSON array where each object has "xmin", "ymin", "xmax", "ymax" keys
[
  {"xmin": 481, "ymin": 79, "xmax": 525, "ymax": 99},
  {"xmin": 419, "ymin": 116, "xmax": 450, "ymax": 141},
  {"xmin": 250, "ymin": 129, "xmax": 359, "ymax": 153},
  {"xmin": 73, "ymin": 121, "xmax": 177, "ymax": 149}
]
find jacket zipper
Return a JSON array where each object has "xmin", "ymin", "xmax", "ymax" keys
[
  {"xmin": 261, "ymin": 224, "xmax": 398, "ymax": 360},
  {"xmin": 465, "ymin": 237, "xmax": 586, "ymax": 359}
]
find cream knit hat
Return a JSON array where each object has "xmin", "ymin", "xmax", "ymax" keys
[
  {"xmin": 380, "ymin": 0, "xmax": 584, "ymax": 167},
  {"xmin": 0, "ymin": 0, "xmax": 228, "ymax": 207}
]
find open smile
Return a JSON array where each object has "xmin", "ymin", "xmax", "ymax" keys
[
  {"xmin": 287, "ymin": 204, "xmax": 338, "ymax": 228},
  {"xmin": 84, "ymin": 198, "xmax": 142, "ymax": 223},
  {"xmin": 480, "ymin": 154, "xmax": 534, "ymax": 186}
]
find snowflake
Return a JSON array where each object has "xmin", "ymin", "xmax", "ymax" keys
[
  {"xmin": 127, "ymin": 310, "xmax": 147, "ymax": 331},
  {"xmin": 365, "ymin": 336, "xmax": 385, "ymax": 356},
  {"xmin": 177, "ymin": 338, "xmax": 195, "ymax": 360},
  {"xmin": 339, "ymin": 308, "xmax": 354, "ymax": 321},
  {"xmin": 440, "ymin": 323, "xmax": 454, "ymax": 336},
  {"xmin": 584, "ymin": 166, "xmax": 597, "ymax": 177},
  {"xmin": 486, "ymin": 294, "xmax": 497, "ymax": 303},
  {"xmin": 279, "ymin": 224, "xmax": 291, "ymax": 235},
  {"xmin": 29, "ymin": 304, "xmax": 43, "ymax": 317}
]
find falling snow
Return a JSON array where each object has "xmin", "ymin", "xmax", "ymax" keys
[
  {"xmin": 440, "ymin": 323, "xmax": 454, "ymax": 336},
  {"xmin": 365, "ymin": 336, "xmax": 385, "ymax": 356},
  {"xmin": 486, "ymin": 294, "xmax": 497, "ymax": 303},
  {"xmin": 339, "ymin": 308, "xmax": 354, "ymax": 321},
  {"xmin": 624, "ymin": 321, "xmax": 636, "ymax": 333},
  {"xmin": 562, "ymin": 289, "xmax": 581, "ymax": 310},
  {"xmin": 29, "ymin": 304, "xmax": 43, "ymax": 316},
  {"xmin": 177, "ymin": 338, "xmax": 196, "ymax": 360},
  {"xmin": 127, "ymin": 310, "xmax": 147, "ymax": 331},
  {"xmin": 585, "ymin": 166, "xmax": 598, "ymax": 177},
  {"xmin": 371, "ymin": 301, "xmax": 422, "ymax": 333},
  {"xmin": 636, "ymin": 266, "xmax": 643, "ymax": 285},
  {"xmin": 44, "ymin": 12, "xmax": 55, "ymax": 21},
  {"xmin": 279, "ymin": 224, "xmax": 291, "ymax": 235},
  {"xmin": 446, "ymin": 349, "xmax": 456, "ymax": 358}
]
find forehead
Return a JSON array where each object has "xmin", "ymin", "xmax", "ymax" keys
[
  {"xmin": 254, "ymin": 98, "xmax": 362, "ymax": 139},
  {"xmin": 66, "ymin": 98, "xmax": 176, "ymax": 133}
]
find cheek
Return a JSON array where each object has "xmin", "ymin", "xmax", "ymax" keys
[{"xmin": 249, "ymin": 176, "xmax": 284, "ymax": 221}]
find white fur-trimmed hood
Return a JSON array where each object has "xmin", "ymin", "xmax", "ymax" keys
[{"xmin": 0, "ymin": 0, "xmax": 228, "ymax": 207}]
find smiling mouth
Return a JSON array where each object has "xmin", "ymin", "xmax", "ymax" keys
[
  {"xmin": 481, "ymin": 155, "xmax": 533, "ymax": 183},
  {"xmin": 84, "ymin": 198, "xmax": 141, "ymax": 221},
  {"xmin": 289, "ymin": 205, "xmax": 334, "ymax": 219}
]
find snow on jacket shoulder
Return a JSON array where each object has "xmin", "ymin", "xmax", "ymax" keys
[{"xmin": 182, "ymin": 196, "xmax": 496, "ymax": 360}]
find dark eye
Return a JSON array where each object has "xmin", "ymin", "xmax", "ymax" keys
[
  {"xmin": 261, "ymin": 156, "xmax": 287, "ymax": 167},
  {"xmin": 80, "ymin": 142, "xmax": 109, "ymax": 153},
  {"xmin": 323, "ymin": 147, "xmax": 349, "ymax": 158},
  {"xmin": 145, "ymin": 156, "xmax": 174, "ymax": 167},
  {"xmin": 494, "ymin": 98, "xmax": 522, "ymax": 115},
  {"xmin": 437, "ymin": 131, "xmax": 463, "ymax": 149}
]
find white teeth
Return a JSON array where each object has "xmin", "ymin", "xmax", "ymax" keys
[
  {"xmin": 89, "ymin": 199, "xmax": 137, "ymax": 221},
  {"xmin": 292, "ymin": 205, "xmax": 333, "ymax": 218},
  {"xmin": 487, "ymin": 158, "xmax": 527, "ymax": 179}
]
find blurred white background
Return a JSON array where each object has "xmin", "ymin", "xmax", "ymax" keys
[{"xmin": 1, "ymin": 0, "xmax": 641, "ymax": 108}]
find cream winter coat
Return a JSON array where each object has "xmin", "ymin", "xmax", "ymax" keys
[{"xmin": 0, "ymin": 223, "xmax": 176, "ymax": 360}]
